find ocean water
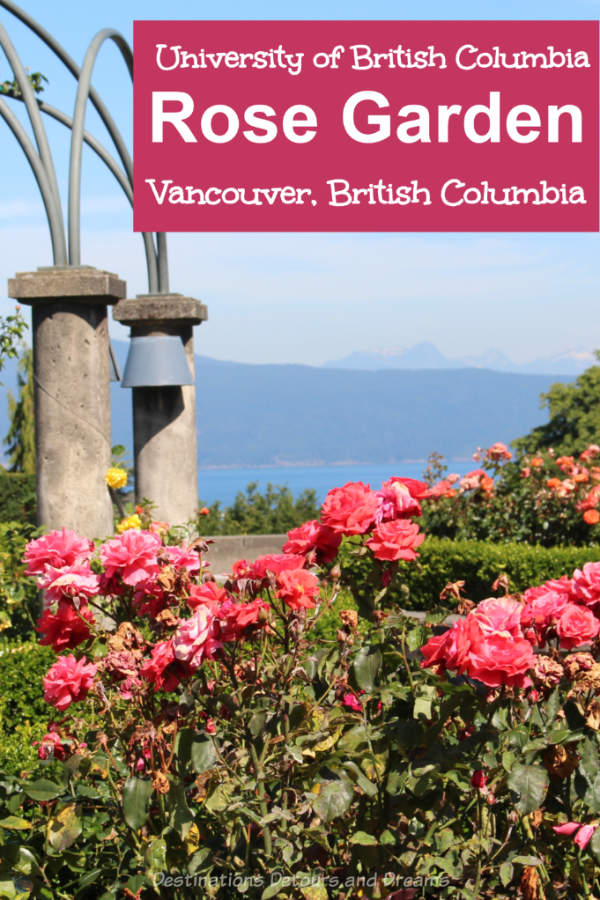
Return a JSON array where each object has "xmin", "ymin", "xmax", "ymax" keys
[{"xmin": 197, "ymin": 461, "xmax": 473, "ymax": 507}]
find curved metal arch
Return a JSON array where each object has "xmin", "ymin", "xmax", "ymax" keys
[
  {"xmin": 0, "ymin": 96, "xmax": 65, "ymax": 256},
  {"xmin": 68, "ymin": 28, "xmax": 133, "ymax": 267},
  {"xmin": 0, "ymin": 21, "xmax": 66, "ymax": 262},
  {"xmin": 4, "ymin": 92, "xmax": 159, "ymax": 294},
  {"xmin": 0, "ymin": 0, "xmax": 170, "ymax": 292}
]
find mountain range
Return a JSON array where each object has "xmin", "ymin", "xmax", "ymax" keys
[
  {"xmin": 0, "ymin": 340, "xmax": 580, "ymax": 467},
  {"xmin": 324, "ymin": 341, "xmax": 596, "ymax": 375}
]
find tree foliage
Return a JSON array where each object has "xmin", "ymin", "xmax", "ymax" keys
[
  {"xmin": 514, "ymin": 352, "xmax": 600, "ymax": 456},
  {"xmin": 4, "ymin": 347, "xmax": 35, "ymax": 474}
]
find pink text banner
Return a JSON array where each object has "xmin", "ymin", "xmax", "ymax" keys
[{"xmin": 133, "ymin": 20, "xmax": 599, "ymax": 232}]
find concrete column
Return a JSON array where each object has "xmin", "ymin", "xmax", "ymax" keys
[
  {"xmin": 8, "ymin": 266, "xmax": 126, "ymax": 539},
  {"xmin": 113, "ymin": 294, "xmax": 208, "ymax": 526}
]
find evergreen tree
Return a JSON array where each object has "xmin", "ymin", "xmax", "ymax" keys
[{"xmin": 4, "ymin": 347, "xmax": 35, "ymax": 474}]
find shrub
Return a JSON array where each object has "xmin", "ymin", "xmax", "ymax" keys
[
  {"xmin": 0, "ymin": 520, "xmax": 41, "ymax": 640},
  {"xmin": 421, "ymin": 442, "xmax": 600, "ymax": 547},
  {"xmin": 7, "ymin": 475, "xmax": 600, "ymax": 897},
  {"xmin": 0, "ymin": 471, "xmax": 36, "ymax": 524},
  {"xmin": 341, "ymin": 537, "xmax": 600, "ymax": 612},
  {"xmin": 0, "ymin": 642, "xmax": 55, "ymax": 775},
  {"xmin": 196, "ymin": 481, "xmax": 319, "ymax": 535}
]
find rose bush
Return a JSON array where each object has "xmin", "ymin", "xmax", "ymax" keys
[
  {"xmin": 422, "ymin": 442, "xmax": 600, "ymax": 547},
  {"xmin": 3, "ymin": 477, "xmax": 600, "ymax": 897}
]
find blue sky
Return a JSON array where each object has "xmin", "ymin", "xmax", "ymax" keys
[{"xmin": 0, "ymin": 0, "xmax": 598, "ymax": 365}]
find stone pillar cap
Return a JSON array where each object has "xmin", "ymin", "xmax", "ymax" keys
[
  {"xmin": 113, "ymin": 293, "xmax": 208, "ymax": 326},
  {"xmin": 8, "ymin": 266, "xmax": 126, "ymax": 304}
]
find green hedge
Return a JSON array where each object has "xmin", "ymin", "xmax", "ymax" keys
[
  {"xmin": 0, "ymin": 470, "xmax": 36, "ymax": 523},
  {"xmin": 0, "ymin": 642, "xmax": 55, "ymax": 775},
  {"xmin": 341, "ymin": 537, "xmax": 600, "ymax": 611}
]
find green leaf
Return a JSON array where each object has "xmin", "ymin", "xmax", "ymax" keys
[
  {"xmin": 122, "ymin": 777, "xmax": 153, "ymax": 831},
  {"xmin": 111, "ymin": 444, "xmax": 126, "ymax": 457},
  {"xmin": 341, "ymin": 761, "xmax": 377, "ymax": 798},
  {"xmin": 301, "ymin": 883, "xmax": 328, "ymax": 900},
  {"xmin": 169, "ymin": 782, "xmax": 193, "ymax": 838},
  {"xmin": 178, "ymin": 730, "xmax": 217, "ymax": 774},
  {"xmin": 584, "ymin": 773, "xmax": 600, "ymax": 813},
  {"xmin": 590, "ymin": 824, "xmax": 600, "ymax": 863},
  {"xmin": 350, "ymin": 831, "xmax": 378, "ymax": 846},
  {"xmin": 46, "ymin": 803, "xmax": 82, "ymax": 851},
  {"xmin": 352, "ymin": 645, "xmax": 382, "ymax": 691},
  {"xmin": 507, "ymin": 764, "xmax": 548, "ymax": 814},
  {"xmin": 313, "ymin": 778, "xmax": 354, "ymax": 823},
  {"xmin": 512, "ymin": 855, "xmax": 541, "ymax": 866},
  {"xmin": 248, "ymin": 711, "xmax": 267, "ymax": 739},
  {"xmin": 499, "ymin": 861, "xmax": 514, "ymax": 888},
  {"xmin": 144, "ymin": 838, "xmax": 167, "ymax": 873},
  {"xmin": 0, "ymin": 816, "xmax": 32, "ymax": 830},
  {"xmin": 544, "ymin": 687, "xmax": 560, "ymax": 726},
  {"xmin": 261, "ymin": 883, "xmax": 285, "ymax": 900},
  {"xmin": 24, "ymin": 779, "xmax": 62, "ymax": 802},
  {"xmin": 205, "ymin": 780, "xmax": 236, "ymax": 814}
]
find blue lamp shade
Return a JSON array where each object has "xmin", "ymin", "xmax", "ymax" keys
[{"xmin": 121, "ymin": 335, "xmax": 193, "ymax": 388}]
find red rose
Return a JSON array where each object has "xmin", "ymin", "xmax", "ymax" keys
[
  {"xmin": 465, "ymin": 627, "xmax": 535, "ymax": 688},
  {"xmin": 321, "ymin": 482, "xmax": 379, "ymax": 535},
  {"xmin": 37, "ymin": 600, "xmax": 94, "ymax": 652},
  {"xmin": 471, "ymin": 770, "xmax": 488, "ymax": 789},
  {"xmin": 282, "ymin": 520, "xmax": 341, "ymax": 564},
  {"xmin": 276, "ymin": 568, "xmax": 320, "ymax": 611},
  {"xmin": 249, "ymin": 554, "xmax": 306, "ymax": 580},
  {"xmin": 556, "ymin": 604, "xmax": 600, "ymax": 650},
  {"xmin": 366, "ymin": 519, "xmax": 425, "ymax": 561}
]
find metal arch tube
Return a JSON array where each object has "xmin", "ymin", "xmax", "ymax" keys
[
  {"xmin": 0, "ymin": 0, "xmax": 134, "ymax": 183},
  {"xmin": 68, "ymin": 28, "xmax": 132, "ymax": 266},
  {"xmin": 0, "ymin": 23, "xmax": 66, "ymax": 263},
  {"xmin": 35, "ymin": 100, "xmax": 132, "ymax": 203},
  {"xmin": 9, "ymin": 94, "xmax": 159, "ymax": 292},
  {"xmin": 157, "ymin": 233, "xmax": 170, "ymax": 293},
  {"xmin": 0, "ymin": 0, "xmax": 161, "ymax": 291},
  {"xmin": 40, "ymin": 101, "xmax": 160, "ymax": 291},
  {"xmin": 0, "ymin": 97, "xmax": 65, "ymax": 261}
]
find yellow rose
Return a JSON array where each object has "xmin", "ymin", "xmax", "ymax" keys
[
  {"xmin": 106, "ymin": 466, "xmax": 128, "ymax": 490},
  {"xmin": 116, "ymin": 514, "xmax": 141, "ymax": 533}
]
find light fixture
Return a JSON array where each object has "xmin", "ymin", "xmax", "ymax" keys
[{"xmin": 121, "ymin": 335, "xmax": 193, "ymax": 388}]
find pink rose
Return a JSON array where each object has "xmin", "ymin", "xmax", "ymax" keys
[
  {"xmin": 366, "ymin": 519, "xmax": 425, "ymax": 562},
  {"xmin": 321, "ymin": 482, "xmax": 379, "ymax": 535},
  {"xmin": 100, "ymin": 530, "xmax": 161, "ymax": 586},
  {"xmin": 162, "ymin": 544, "xmax": 202, "ymax": 575},
  {"xmin": 43, "ymin": 654, "xmax": 97, "ymax": 710},
  {"xmin": 343, "ymin": 692, "xmax": 362, "ymax": 712},
  {"xmin": 37, "ymin": 564, "xmax": 100, "ymax": 606},
  {"xmin": 23, "ymin": 528, "xmax": 92, "ymax": 576},
  {"xmin": 172, "ymin": 607, "xmax": 220, "ymax": 668},
  {"xmin": 556, "ymin": 604, "xmax": 600, "ymax": 650},
  {"xmin": 375, "ymin": 478, "xmax": 424, "ymax": 521},
  {"xmin": 554, "ymin": 821, "xmax": 598, "ymax": 851},
  {"xmin": 471, "ymin": 597, "xmax": 524, "ymax": 639},
  {"xmin": 571, "ymin": 562, "xmax": 600, "ymax": 610}
]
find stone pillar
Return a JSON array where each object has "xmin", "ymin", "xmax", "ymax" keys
[
  {"xmin": 8, "ymin": 266, "xmax": 126, "ymax": 539},
  {"xmin": 113, "ymin": 294, "xmax": 208, "ymax": 525}
]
